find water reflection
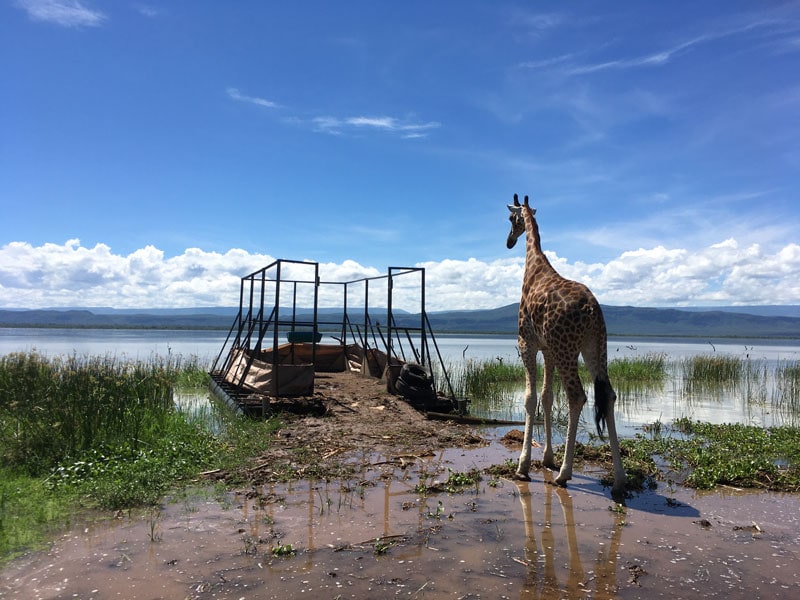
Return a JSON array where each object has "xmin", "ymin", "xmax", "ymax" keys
[
  {"xmin": 515, "ymin": 475, "xmax": 624, "ymax": 599},
  {"xmin": 6, "ymin": 442, "xmax": 800, "ymax": 599}
]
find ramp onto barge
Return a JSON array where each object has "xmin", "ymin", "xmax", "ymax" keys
[{"xmin": 209, "ymin": 260, "xmax": 462, "ymax": 417}]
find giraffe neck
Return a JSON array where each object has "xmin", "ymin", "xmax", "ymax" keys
[{"xmin": 522, "ymin": 204, "xmax": 556, "ymax": 278}]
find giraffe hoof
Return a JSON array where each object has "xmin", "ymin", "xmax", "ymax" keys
[{"xmin": 513, "ymin": 472, "xmax": 531, "ymax": 482}]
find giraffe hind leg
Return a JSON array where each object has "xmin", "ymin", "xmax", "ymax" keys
[
  {"xmin": 540, "ymin": 361, "xmax": 556, "ymax": 470},
  {"xmin": 515, "ymin": 343, "xmax": 538, "ymax": 480},
  {"xmin": 554, "ymin": 364, "xmax": 585, "ymax": 487}
]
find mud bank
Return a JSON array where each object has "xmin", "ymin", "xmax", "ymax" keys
[{"xmin": 2, "ymin": 439, "xmax": 799, "ymax": 600}]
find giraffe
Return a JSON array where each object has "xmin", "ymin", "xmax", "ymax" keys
[{"xmin": 506, "ymin": 193, "xmax": 626, "ymax": 496}]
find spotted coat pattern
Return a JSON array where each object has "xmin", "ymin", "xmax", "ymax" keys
[{"xmin": 507, "ymin": 194, "xmax": 626, "ymax": 495}]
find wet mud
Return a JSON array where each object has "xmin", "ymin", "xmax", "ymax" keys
[{"xmin": 2, "ymin": 440, "xmax": 799, "ymax": 599}]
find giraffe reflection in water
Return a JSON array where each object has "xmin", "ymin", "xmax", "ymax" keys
[{"xmin": 514, "ymin": 474, "xmax": 626, "ymax": 599}]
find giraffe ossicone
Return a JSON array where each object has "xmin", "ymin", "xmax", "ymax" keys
[{"xmin": 506, "ymin": 193, "xmax": 626, "ymax": 497}]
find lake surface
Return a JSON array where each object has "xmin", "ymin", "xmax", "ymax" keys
[
  {"xmin": 3, "ymin": 328, "xmax": 800, "ymax": 434},
  {"xmin": 2, "ymin": 327, "xmax": 800, "ymax": 364}
]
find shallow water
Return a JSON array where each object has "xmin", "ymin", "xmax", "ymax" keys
[{"xmin": 2, "ymin": 438, "xmax": 799, "ymax": 599}]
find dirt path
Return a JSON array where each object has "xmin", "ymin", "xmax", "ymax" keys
[{"xmin": 212, "ymin": 371, "xmax": 486, "ymax": 486}]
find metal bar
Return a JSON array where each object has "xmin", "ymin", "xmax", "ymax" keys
[
  {"xmin": 420, "ymin": 268, "xmax": 427, "ymax": 364},
  {"xmin": 273, "ymin": 261, "xmax": 282, "ymax": 401},
  {"xmin": 312, "ymin": 263, "xmax": 319, "ymax": 365},
  {"xmin": 425, "ymin": 311, "xmax": 456, "ymax": 399},
  {"xmin": 341, "ymin": 282, "xmax": 349, "ymax": 345},
  {"xmin": 364, "ymin": 279, "xmax": 370, "ymax": 351},
  {"xmin": 387, "ymin": 269, "xmax": 394, "ymax": 360}
]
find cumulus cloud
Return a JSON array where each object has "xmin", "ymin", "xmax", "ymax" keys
[
  {"xmin": 16, "ymin": 0, "xmax": 106, "ymax": 28},
  {"xmin": 1, "ymin": 239, "xmax": 799, "ymax": 310}
]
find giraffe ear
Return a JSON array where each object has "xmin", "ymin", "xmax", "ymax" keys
[{"xmin": 513, "ymin": 193, "xmax": 520, "ymax": 207}]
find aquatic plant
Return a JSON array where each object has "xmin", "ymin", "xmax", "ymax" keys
[
  {"xmin": 607, "ymin": 352, "xmax": 667, "ymax": 383},
  {"xmin": 0, "ymin": 351, "xmax": 227, "ymax": 559},
  {"xmin": 680, "ymin": 354, "xmax": 743, "ymax": 389},
  {"xmin": 609, "ymin": 419, "xmax": 800, "ymax": 492},
  {"xmin": 0, "ymin": 351, "xmax": 204, "ymax": 475},
  {"xmin": 773, "ymin": 361, "xmax": 800, "ymax": 419}
]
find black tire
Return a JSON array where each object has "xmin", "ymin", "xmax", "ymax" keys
[
  {"xmin": 395, "ymin": 375, "xmax": 435, "ymax": 404},
  {"xmin": 399, "ymin": 363, "xmax": 431, "ymax": 388}
]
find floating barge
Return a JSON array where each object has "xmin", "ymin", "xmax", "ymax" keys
[{"xmin": 209, "ymin": 259, "xmax": 463, "ymax": 417}]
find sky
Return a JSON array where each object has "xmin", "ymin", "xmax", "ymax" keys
[{"xmin": 1, "ymin": 0, "xmax": 800, "ymax": 312}]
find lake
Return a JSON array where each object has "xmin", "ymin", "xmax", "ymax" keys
[
  {"xmin": 2, "ymin": 328, "xmax": 800, "ymax": 435},
  {"xmin": 2, "ymin": 327, "xmax": 800, "ymax": 364}
]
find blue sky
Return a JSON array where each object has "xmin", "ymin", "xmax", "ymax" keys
[{"xmin": 1, "ymin": 1, "xmax": 799, "ymax": 310}]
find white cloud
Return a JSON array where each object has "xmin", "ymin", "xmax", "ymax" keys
[
  {"xmin": 134, "ymin": 4, "xmax": 158, "ymax": 18},
  {"xmin": 312, "ymin": 115, "xmax": 441, "ymax": 138},
  {"xmin": 226, "ymin": 87, "xmax": 281, "ymax": 109},
  {"xmin": 228, "ymin": 88, "xmax": 439, "ymax": 139},
  {"xmin": 551, "ymin": 16, "xmax": 791, "ymax": 77},
  {"xmin": 1, "ymin": 239, "xmax": 799, "ymax": 310},
  {"xmin": 16, "ymin": 0, "xmax": 105, "ymax": 28}
]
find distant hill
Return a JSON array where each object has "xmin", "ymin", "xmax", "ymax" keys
[
  {"xmin": 677, "ymin": 305, "xmax": 800, "ymax": 319},
  {"xmin": 2, "ymin": 304, "xmax": 800, "ymax": 339},
  {"xmin": 416, "ymin": 304, "xmax": 800, "ymax": 339}
]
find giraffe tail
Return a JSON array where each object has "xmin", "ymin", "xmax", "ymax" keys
[{"xmin": 594, "ymin": 377, "xmax": 613, "ymax": 439}]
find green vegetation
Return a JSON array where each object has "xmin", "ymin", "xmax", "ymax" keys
[
  {"xmin": 271, "ymin": 543, "xmax": 296, "ymax": 557},
  {"xmin": 0, "ymin": 352, "xmax": 209, "ymax": 476},
  {"xmin": 414, "ymin": 468, "xmax": 482, "ymax": 495},
  {"xmin": 607, "ymin": 418, "xmax": 800, "ymax": 492},
  {"xmin": 775, "ymin": 361, "xmax": 800, "ymax": 415},
  {"xmin": 607, "ymin": 352, "xmax": 667, "ymax": 383},
  {"xmin": 450, "ymin": 352, "xmax": 800, "ymax": 422},
  {"xmin": 0, "ymin": 351, "xmax": 278, "ymax": 561},
  {"xmin": 680, "ymin": 354, "xmax": 744, "ymax": 390},
  {"xmin": 450, "ymin": 353, "xmax": 668, "ymax": 399},
  {"xmin": 461, "ymin": 353, "xmax": 800, "ymax": 493}
]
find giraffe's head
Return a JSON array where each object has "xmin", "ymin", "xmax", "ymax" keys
[{"xmin": 506, "ymin": 193, "xmax": 535, "ymax": 249}]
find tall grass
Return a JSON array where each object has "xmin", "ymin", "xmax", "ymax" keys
[
  {"xmin": 0, "ymin": 352, "xmax": 203, "ymax": 476},
  {"xmin": 773, "ymin": 361, "xmax": 800, "ymax": 423},
  {"xmin": 680, "ymin": 354, "xmax": 743, "ymax": 389},
  {"xmin": 458, "ymin": 359, "xmax": 526, "ymax": 397},
  {"xmin": 607, "ymin": 352, "xmax": 667, "ymax": 383},
  {"xmin": 447, "ymin": 354, "xmax": 667, "ymax": 400},
  {"xmin": 0, "ymin": 351, "xmax": 287, "ymax": 560},
  {"xmin": 0, "ymin": 351, "xmax": 227, "ymax": 559},
  {"xmin": 445, "ymin": 354, "xmax": 669, "ymax": 422}
]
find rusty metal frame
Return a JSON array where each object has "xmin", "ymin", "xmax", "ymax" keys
[{"xmin": 210, "ymin": 259, "xmax": 456, "ymax": 406}]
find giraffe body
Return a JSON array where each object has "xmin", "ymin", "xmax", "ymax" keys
[{"xmin": 507, "ymin": 194, "xmax": 626, "ymax": 496}]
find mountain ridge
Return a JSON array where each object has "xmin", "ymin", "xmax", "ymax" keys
[{"xmin": 2, "ymin": 304, "xmax": 800, "ymax": 339}]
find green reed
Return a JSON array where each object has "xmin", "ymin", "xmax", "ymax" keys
[
  {"xmin": 773, "ymin": 361, "xmax": 800, "ymax": 419},
  {"xmin": 680, "ymin": 354, "xmax": 743, "ymax": 388},
  {"xmin": 447, "ymin": 353, "xmax": 667, "ymax": 400},
  {"xmin": 0, "ymin": 352, "xmax": 201, "ymax": 476},
  {"xmin": 1, "ymin": 351, "xmax": 226, "ymax": 558},
  {"xmin": 607, "ymin": 352, "xmax": 667, "ymax": 383},
  {"xmin": 456, "ymin": 359, "xmax": 526, "ymax": 397}
]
